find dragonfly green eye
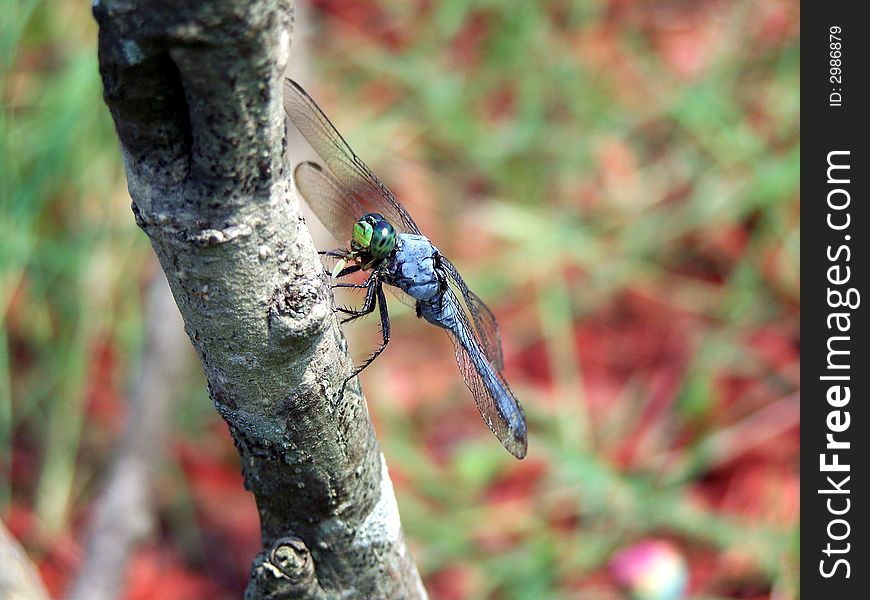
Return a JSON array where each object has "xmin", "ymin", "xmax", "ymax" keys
[
  {"xmin": 352, "ymin": 213, "xmax": 395, "ymax": 260},
  {"xmin": 369, "ymin": 219, "xmax": 396, "ymax": 259},
  {"xmin": 352, "ymin": 220, "xmax": 374, "ymax": 247}
]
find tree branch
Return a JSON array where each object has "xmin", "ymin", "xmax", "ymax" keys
[{"xmin": 93, "ymin": 0, "xmax": 426, "ymax": 597}]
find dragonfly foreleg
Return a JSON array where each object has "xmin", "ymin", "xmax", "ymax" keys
[
  {"xmin": 332, "ymin": 264, "xmax": 362, "ymax": 279},
  {"xmin": 319, "ymin": 249, "xmax": 360, "ymax": 278},
  {"xmin": 318, "ymin": 249, "xmax": 349, "ymax": 257},
  {"xmin": 335, "ymin": 274, "xmax": 379, "ymax": 324},
  {"xmin": 347, "ymin": 282, "xmax": 391, "ymax": 380}
]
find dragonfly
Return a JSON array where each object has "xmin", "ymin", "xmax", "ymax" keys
[{"xmin": 283, "ymin": 78, "xmax": 527, "ymax": 459}]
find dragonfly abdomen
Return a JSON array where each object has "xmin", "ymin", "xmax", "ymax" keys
[{"xmin": 419, "ymin": 294, "xmax": 528, "ymax": 458}]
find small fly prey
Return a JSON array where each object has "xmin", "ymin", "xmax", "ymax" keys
[{"xmin": 284, "ymin": 78, "xmax": 527, "ymax": 459}]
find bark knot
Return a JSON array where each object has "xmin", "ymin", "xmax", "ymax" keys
[{"xmin": 267, "ymin": 277, "xmax": 330, "ymax": 347}]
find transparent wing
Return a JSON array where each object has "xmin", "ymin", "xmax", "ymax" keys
[
  {"xmin": 441, "ymin": 257, "xmax": 505, "ymax": 373},
  {"xmin": 442, "ymin": 287, "xmax": 527, "ymax": 459},
  {"xmin": 284, "ymin": 78, "xmax": 421, "ymax": 235},
  {"xmin": 294, "ymin": 161, "xmax": 365, "ymax": 242},
  {"xmin": 385, "ymin": 287, "xmax": 418, "ymax": 310}
]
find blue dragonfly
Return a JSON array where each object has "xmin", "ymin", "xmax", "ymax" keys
[{"xmin": 284, "ymin": 79, "xmax": 527, "ymax": 459}]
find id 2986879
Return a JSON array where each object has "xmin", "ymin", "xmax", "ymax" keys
[{"xmin": 829, "ymin": 26, "xmax": 843, "ymax": 107}]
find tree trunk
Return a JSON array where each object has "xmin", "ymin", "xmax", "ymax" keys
[{"xmin": 93, "ymin": 1, "xmax": 426, "ymax": 597}]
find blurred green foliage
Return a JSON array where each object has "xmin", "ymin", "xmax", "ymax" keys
[
  {"xmin": 2, "ymin": 0, "xmax": 144, "ymax": 533},
  {"xmin": 3, "ymin": 0, "xmax": 798, "ymax": 598}
]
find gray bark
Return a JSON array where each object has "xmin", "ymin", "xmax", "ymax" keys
[{"xmin": 92, "ymin": 1, "xmax": 426, "ymax": 597}]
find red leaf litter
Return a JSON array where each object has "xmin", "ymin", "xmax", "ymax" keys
[{"xmin": 125, "ymin": 546, "xmax": 227, "ymax": 600}]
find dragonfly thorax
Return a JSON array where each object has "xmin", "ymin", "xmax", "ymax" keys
[{"xmin": 384, "ymin": 233, "xmax": 442, "ymax": 301}]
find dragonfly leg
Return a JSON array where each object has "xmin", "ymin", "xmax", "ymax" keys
[
  {"xmin": 333, "ymin": 286, "xmax": 368, "ymax": 318},
  {"xmin": 337, "ymin": 274, "xmax": 379, "ymax": 324},
  {"xmin": 332, "ymin": 282, "xmax": 369, "ymax": 290},
  {"xmin": 346, "ymin": 282, "xmax": 390, "ymax": 380},
  {"xmin": 330, "ymin": 270, "xmax": 372, "ymax": 317},
  {"xmin": 318, "ymin": 249, "xmax": 348, "ymax": 258},
  {"xmin": 318, "ymin": 249, "xmax": 355, "ymax": 278},
  {"xmin": 333, "ymin": 264, "xmax": 362, "ymax": 279}
]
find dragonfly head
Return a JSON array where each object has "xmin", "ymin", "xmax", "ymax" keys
[{"xmin": 352, "ymin": 213, "xmax": 396, "ymax": 260}]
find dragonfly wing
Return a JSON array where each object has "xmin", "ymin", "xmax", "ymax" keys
[
  {"xmin": 294, "ymin": 161, "xmax": 365, "ymax": 243},
  {"xmin": 384, "ymin": 286, "xmax": 418, "ymax": 310},
  {"xmin": 283, "ymin": 78, "xmax": 421, "ymax": 235},
  {"xmin": 441, "ymin": 287, "xmax": 526, "ymax": 458},
  {"xmin": 441, "ymin": 257, "xmax": 505, "ymax": 373}
]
